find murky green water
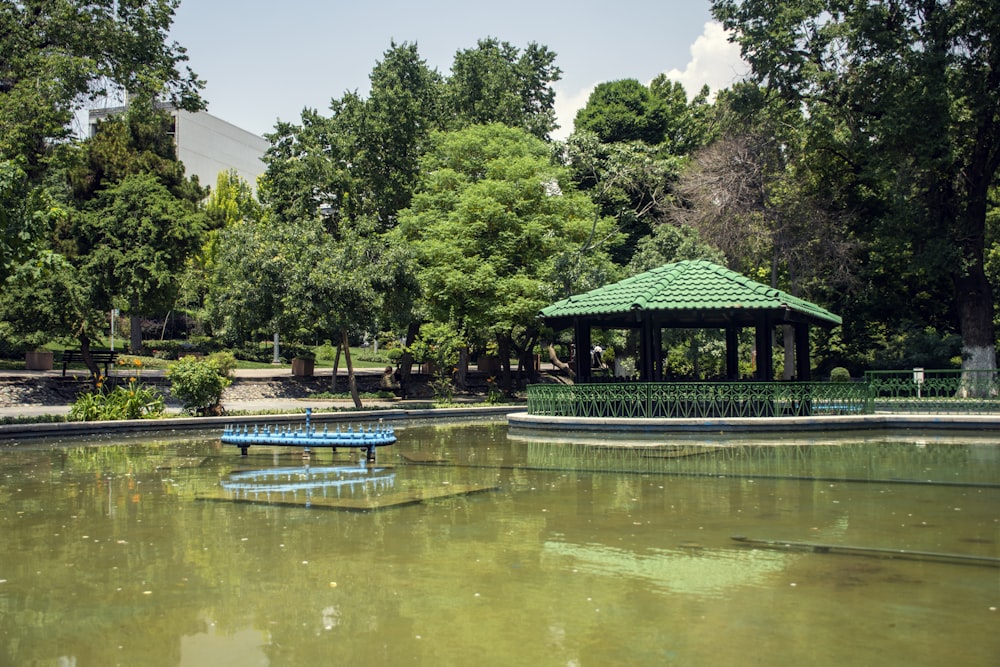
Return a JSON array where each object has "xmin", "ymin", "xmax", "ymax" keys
[{"xmin": 1, "ymin": 420, "xmax": 998, "ymax": 666}]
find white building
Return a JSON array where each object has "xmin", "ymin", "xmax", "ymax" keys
[{"xmin": 89, "ymin": 105, "xmax": 269, "ymax": 191}]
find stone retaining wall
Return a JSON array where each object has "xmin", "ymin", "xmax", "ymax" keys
[{"xmin": 0, "ymin": 372, "xmax": 506, "ymax": 407}]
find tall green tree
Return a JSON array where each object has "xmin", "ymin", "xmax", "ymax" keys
[
  {"xmin": 80, "ymin": 172, "xmax": 207, "ymax": 353},
  {"xmin": 0, "ymin": 0, "xmax": 203, "ymax": 282},
  {"xmin": 208, "ymin": 214, "xmax": 415, "ymax": 406},
  {"xmin": 574, "ymin": 79, "xmax": 670, "ymax": 145},
  {"xmin": 361, "ymin": 41, "xmax": 445, "ymax": 226},
  {"xmin": 565, "ymin": 131, "xmax": 683, "ymax": 265},
  {"xmin": 713, "ymin": 0, "xmax": 1000, "ymax": 372},
  {"xmin": 567, "ymin": 79, "xmax": 715, "ymax": 265},
  {"xmin": 445, "ymin": 38, "xmax": 561, "ymax": 140},
  {"xmin": 396, "ymin": 123, "xmax": 619, "ymax": 388},
  {"xmin": 261, "ymin": 42, "xmax": 443, "ymax": 228}
]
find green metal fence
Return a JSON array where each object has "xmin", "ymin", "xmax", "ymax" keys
[
  {"xmin": 526, "ymin": 370, "xmax": 1000, "ymax": 419},
  {"xmin": 527, "ymin": 381, "xmax": 870, "ymax": 419},
  {"xmin": 864, "ymin": 369, "xmax": 1000, "ymax": 414}
]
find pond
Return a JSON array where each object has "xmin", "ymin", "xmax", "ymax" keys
[{"xmin": 1, "ymin": 419, "xmax": 998, "ymax": 666}]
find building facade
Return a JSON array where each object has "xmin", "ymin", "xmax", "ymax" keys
[{"xmin": 89, "ymin": 105, "xmax": 269, "ymax": 190}]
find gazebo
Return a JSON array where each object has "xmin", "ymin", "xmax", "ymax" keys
[{"xmin": 540, "ymin": 260, "xmax": 842, "ymax": 383}]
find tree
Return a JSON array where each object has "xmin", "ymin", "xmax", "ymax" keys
[
  {"xmin": 0, "ymin": 0, "xmax": 202, "ymax": 282},
  {"xmin": 207, "ymin": 215, "xmax": 311, "ymax": 347},
  {"xmin": 574, "ymin": 79, "xmax": 670, "ymax": 145},
  {"xmin": 260, "ymin": 43, "xmax": 444, "ymax": 229},
  {"xmin": 208, "ymin": 213, "xmax": 415, "ymax": 407},
  {"xmin": 396, "ymin": 123, "xmax": 619, "ymax": 389},
  {"xmin": 566, "ymin": 79, "xmax": 715, "ymax": 265},
  {"xmin": 360, "ymin": 41, "xmax": 445, "ymax": 225},
  {"xmin": 565, "ymin": 131, "xmax": 683, "ymax": 265},
  {"xmin": 0, "ymin": 0, "xmax": 203, "ymax": 173},
  {"xmin": 713, "ymin": 0, "xmax": 1000, "ymax": 373},
  {"xmin": 445, "ymin": 38, "xmax": 561, "ymax": 140},
  {"xmin": 80, "ymin": 172, "xmax": 207, "ymax": 353}
]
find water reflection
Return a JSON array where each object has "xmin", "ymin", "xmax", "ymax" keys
[
  {"xmin": 0, "ymin": 422, "xmax": 997, "ymax": 666},
  {"xmin": 219, "ymin": 463, "xmax": 396, "ymax": 505}
]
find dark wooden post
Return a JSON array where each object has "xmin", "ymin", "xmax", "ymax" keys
[
  {"xmin": 573, "ymin": 319, "xmax": 591, "ymax": 382},
  {"xmin": 639, "ymin": 317, "xmax": 656, "ymax": 381},
  {"xmin": 726, "ymin": 326, "xmax": 740, "ymax": 380},
  {"xmin": 755, "ymin": 315, "xmax": 774, "ymax": 381}
]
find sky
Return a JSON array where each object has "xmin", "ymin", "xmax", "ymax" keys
[{"xmin": 167, "ymin": 0, "xmax": 747, "ymax": 141}]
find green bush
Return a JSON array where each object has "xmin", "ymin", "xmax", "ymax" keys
[
  {"xmin": 68, "ymin": 377, "xmax": 165, "ymax": 421},
  {"xmin": 230, "ymin": 341, "xmax": 276, "ymax": 363},
  {"xmin": 407, "ymin": 322, "xmax": 463, "ymax": 401},
  {"xmin": 830, "ymin": 367, "xmax": 852, "ymax": 382},
  {"xmin": 167, "ymin": 354, "xmax": 234, "ymax": 415}
]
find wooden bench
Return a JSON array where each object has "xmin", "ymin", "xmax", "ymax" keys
[{"xmin": 60, "ymin": 349, "xmax": 120, "ymax": 377}]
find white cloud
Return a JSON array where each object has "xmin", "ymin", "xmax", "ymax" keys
[
  {"xmin": 551, "ymin": 22, "xmax": 747, "ymax": 141},
  {"xmin": 551, "ymin": 82, "xmax": 598, "ymax": 141},
  {"xmin": 663, "ymin": 21, "xmax": 747, "ymax": 100}
]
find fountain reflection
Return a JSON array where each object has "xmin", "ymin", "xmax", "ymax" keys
[{"xmin": 217, "ymin": 461, "xmax": 396, "ymax": 508}]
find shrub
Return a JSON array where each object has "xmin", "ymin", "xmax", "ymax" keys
[
  {"xmin": 830, "ymin": 367, "xmax": 852, "ymax": 382},
  {"xmin": 167, "ymin": 354, "xmax": 234, "ymax": 415},
  {"xmin": 407, "ymin": 322, "xmax": 463, "ymax": 401},
  {"xmin": 68, "ymin": 376, "xmax": 165, "ymax": 421}
]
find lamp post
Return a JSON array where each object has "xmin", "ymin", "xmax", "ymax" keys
[{"xmin": 110, "ymin": 309, "xmax": 119, "ymax": 351}]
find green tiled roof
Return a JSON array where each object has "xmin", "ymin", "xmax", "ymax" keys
[{"xmin": 540, "ymin": 260, "xmax": 841, "ymax": 327}]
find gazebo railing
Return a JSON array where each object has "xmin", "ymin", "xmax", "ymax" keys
[
  {"xmin": 527, "ymin": 371, "xmax": 1000, "ymax": 419},
  {"xmin": 864, "ymin": 369, "xmax": 1000, "ymax": 414},
  {"xmin": 527, "ymin": 381, "xmax": 870, "ymax": 419}
]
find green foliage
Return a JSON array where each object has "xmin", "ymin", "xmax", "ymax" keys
[
  {"xmin": 484, "ymin": 376, "xmax": 505, "ymax": 404},
  {"xmin": 81, "ymin": 172, "xmax": 208, "ymax": 316},
  {"xmin": 445, "ymin": 38, "xmax": 561, "ymax": 139},
  {"xmin": 0, "ymin": 0, "xmax": 203, "ymax": 173},
  {"xmin": 574, "ymin": 79, "xmax": 671, "ymax": 145},
  {"xmin": 205, "ymin": 169, "xmax": 261, "ymax": 227},
  {"xmin": 407, "ymin": 321, "xmax": 464, "ymax": 401},
  {"xmin": 68, "ymin": 376, "xmax": 165, "ymax": 421},
  {"xmin": 0, "ymin": 250, "xmax": 105, "ymax": 349},
  {"xmin": 830, "ymin": 367, "xmax": 851, "ymax": 382},
  {"xmin": 627, "ymin": 222, "xmax": 724, "ymax": 275},
  {"xmin": 398, "ymin": 124, "xmax": 619, "ymax": 348},
  {"xmin": 0, "ymin": 160, "xmax": 64, "ymax": 283},
  {"xmin": 564, "ymin": 131, "xmax": 684, "ymax": 265},
  {"xmin": 167, "ymin": 354, "xmax": 234, "ymax": 415},
  {"xmin": 260, "ymin": 38, "xmax": 560, "ymax": 230},
  {"xmin": 712, "ymin": 0, "xmax": 999, "ymax": 366}
]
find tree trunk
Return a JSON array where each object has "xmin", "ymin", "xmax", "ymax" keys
[
  {"xmin": 330, "ymin": 344, "xmax": 341, "ymax": 391},
  {"xmin": 78, "ymin": 333, "xmax": 100, "ymax": 384},
  {"xmin": 955, "ymin": 265, "xmax": 997, "ymax": 396},
  {"xmin": 548, "ymin": 343, "xmax": 575, "ymax": 378},
  {"xmin": 497, "ymin": 336, "xmax": 512, "ymax": 392},
  {"xmin": 456, "ymin": 346, "xmax": 468, "ymax": 391},
  {"xmin": 129, "ymin": 295, "xmax": 142, "ymax": 354},
  {"xmin": 954, "ymin": 162, "xmax": 997, "ymax": 393},
  {"xmin": 519, "ymin": 331, "xmax": 540, "ymax": 384},
  {"xmin": 398, "ymin": 321, "xmax": 421, "ymax": 384},
  {"xmin": 782, "ymin": 325, "xmax": 795, "ymax": 380},
  {"xmin": 341, "ymin": 329, "xmax": 362, "ymax": 408}
]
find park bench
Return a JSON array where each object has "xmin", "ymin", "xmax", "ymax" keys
[{"xmin": 59, "ymin": 349, "xmax": 119, "ymax": 377}]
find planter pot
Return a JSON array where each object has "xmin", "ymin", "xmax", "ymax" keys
[
  {"xmin": 25, "ymin": 350, "xmax": 53, "ymax": 371},
  {"xmin": 291, "ymin": 357, "xmax": 315, "ymax": 377}
]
